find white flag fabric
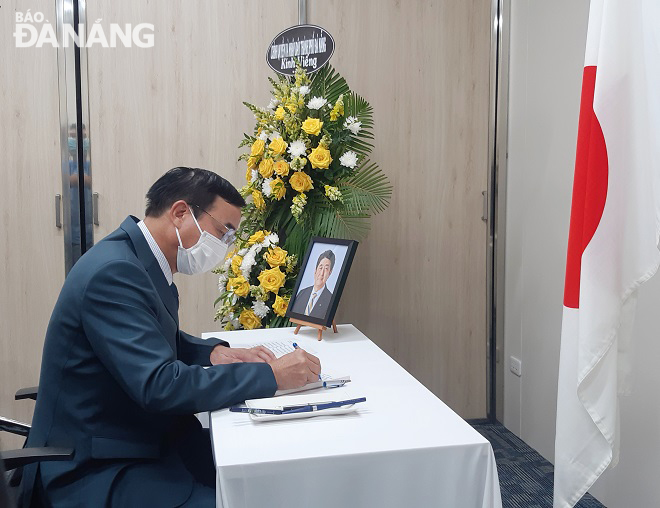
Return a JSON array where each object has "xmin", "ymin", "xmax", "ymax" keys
[{"xmin": 553, "ymin": 1, "xmax": 660, "ymax": 507}]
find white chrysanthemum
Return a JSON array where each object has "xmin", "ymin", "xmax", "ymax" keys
[
  {"xmin": 218, "ymin": 275, "xmax": 228, "ymax": 292},
  {"xmin": 288, "ymin": 140, "xmax": 307, "ymax": 158},
  {"xmin": 264, "ymin": 233, "xmax": 279, "ymax": 248},
  {"xmin": 262, "ymin": 178, "xmax": 273, "ymax": 197},
  {"xmin": 252, "ymin": 300, "xmax": 270, "ymax": 319},
  {"xmin": 241, "ymin": 252, "xmax": 256, "ymax": 278},
  {"xmin": 339, "ymin": 150, "xmax": 358, "ymax": 169},
  {"xmin": 347, "ymin": 122, "xmax": 362, "ymax": 135},
  {"xmin": 258, "ymin": 130, "xmax": 269, "ymax": 141},
  {"xmin": 298, "ymin": 85, "xmax": 310, "ymax": 96},
  {"xmin": 307, "ymin": 96, "xmax": 327, "ymax": 110},
  {"xmin": 344, "ymin": 116, "xmax": 362, "ymax": 134},
  {"xmin": 268, "ymin": 130, "xmax": 281, "ymax": 141},
  {"xmin": 250, "ymin": 170, "xmax": 259, "ymax": 184}
]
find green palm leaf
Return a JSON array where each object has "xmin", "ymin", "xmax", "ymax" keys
[
  {"xmin": 282, "ymin": 219, "xmax": 313, "ymax": 260},
  {"xmin": 310, "ymin": 65, "xmax": 350, "ymax": 105},
  {"xmin": 340, "ymin": 160, "xmax": 393, "ymax": 214},
  {"xmin": 344, "ymin": 92, "xmax": 375, "ymax": 156},
  {"xmin": 306, "ymin": 195, "xmax": 372, "ymax": 240}
]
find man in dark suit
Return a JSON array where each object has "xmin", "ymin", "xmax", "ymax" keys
[
  {"xmin": 291, "ymin": 250, "xmax": 335, "ymax": 319},
  {"xmin": 20, "ymin": 167, "xmax": 321, "ymax": 507}
]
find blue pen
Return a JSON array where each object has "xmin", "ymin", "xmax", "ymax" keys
[
  {"xmin": 293, "ymin": 342, "xmax": 322, "ymax": 380},
  {"xmin": 231, "ymin": 397, "xmax": 366, "ymax": 416},
  {"xmin": 283, "ymin": 397, "xmax": 366, "ymax": 414}
]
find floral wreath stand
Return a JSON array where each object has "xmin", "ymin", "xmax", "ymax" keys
[{"xmin": 290, "ymin": 318, "xmax": 338, "ymax": 341}]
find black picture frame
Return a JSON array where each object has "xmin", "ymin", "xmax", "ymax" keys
[{"xmin": 286, "ymin": 237, "xmax": 358, "ymax": 328}]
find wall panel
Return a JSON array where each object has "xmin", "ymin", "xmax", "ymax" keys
[
  {"xmin": 0, "ymin": 0, "xmax": 65, "ymax": 448},
  {"xmin": 312, "ymin": 0, "xmax": 491, "ymax": 417}
]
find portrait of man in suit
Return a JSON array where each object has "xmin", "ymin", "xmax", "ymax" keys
[{"xmin": 291, "ymin": 250, "xmax": 336, "ymax": 319}]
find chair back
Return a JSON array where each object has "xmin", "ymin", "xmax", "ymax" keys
[{"xmin": 0, "ymin": 457, "xmax": 17, "ymax": 508}]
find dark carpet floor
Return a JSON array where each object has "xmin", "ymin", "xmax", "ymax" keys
[{"xmin": 469, "ymin": 420, "xmax": 605, "ymax": 508}]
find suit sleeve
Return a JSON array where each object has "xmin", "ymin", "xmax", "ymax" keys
[
  {"xmin": 80, "ymin": 259, "xmax": 277, "ymax": 414},
  {"xmin": 177, "ymin": 331, "xmax": 229, "ymax": 366}
]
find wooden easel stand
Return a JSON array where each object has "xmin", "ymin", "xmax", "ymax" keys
[{"xmin": 290, "ymin": 318, "xmax": 338, "ymax": 341}]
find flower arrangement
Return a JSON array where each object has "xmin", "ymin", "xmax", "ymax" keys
[
  {"xmin": 214, "ymin": 229, "xmax": 298, "ymax": 330},
  {"xmin": 214, "ymin": 63, "xmax": 392, "ymax": 329}
]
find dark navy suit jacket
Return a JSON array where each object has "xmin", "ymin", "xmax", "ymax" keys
[
  {"xmin": 290, "ymin": 286, "xmax": 333, "ymax": 319},
  {"xmin": 21, "ymin": 216, "xmax": 277, "ymax": 507}
]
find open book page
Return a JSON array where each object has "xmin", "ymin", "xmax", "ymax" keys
[{"xmin": 246, "ymin": 340, "xmax": 349, "ymax": 396}]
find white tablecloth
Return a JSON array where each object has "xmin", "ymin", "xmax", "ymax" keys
[{"xmin": 204, "ymin": 324, "xmax": 502, "ymax": 508}]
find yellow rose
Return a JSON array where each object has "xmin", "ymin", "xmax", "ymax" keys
[
  {"xmin": 273, "ymin": 295, "xmax": 289, "ymax": 317},
  {"xmin": 274, "ymin": 106, "xmax": 285, "ymax": 121},
  {"xmin": 274, "ymin": 159, "xmax": 290, "ymax": 177},
  {"xmin": 309, "ymin": 146, "xmax": 332, "ymax": 169},
  {"xmin": 269, "ymin": 137, "xmax": 287, "ymax": 156},
  {"xmin": 257, "ymin": 267, "xmax": 286, "ymax": 293},
  {"xmin": 248, "ymin": 230, "xmax": 270, "ymax": 245},
  {"xmin": 265, "ymin": 246, "xmax": 288, "ymax": 268},
  {"xmin": 227, "ymin": 276, "xmax": 250, "ymax": 297},
  {"xmin": 301, "ymin": 117, "xmax": 323, "ymax": 136},
  {"xmin": 289, "ymin": 171, "xmax": 314, "ymax": 193},
  {"xmin": 245, "ymin": 165, "xmax": 253, "ymax": 183},
  {"xmin": 270, "ymin": 178, "xmax": 286, "ymax": 201},
  {"xmin": 247, "ymin": 156, "xmax": 259, "ymax": 169},
  {"xmin": 252, "ymin": 190, "xmax": 265, "ymax": 211},
  {"xmin": 231, "ymin": 255, "xmax": 243, "ymax": 276},
  {"xmin": 259, "ymin": 158, "xmax": 274, "ymax": 178},
  {"xmin": 239, "ymin": 309, "xmax": 261, "ymax": 330},
  {"xmin": 250, "ymin": 139, "xmax": 265, "ymax": 157}
]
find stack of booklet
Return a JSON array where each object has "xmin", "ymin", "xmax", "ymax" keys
[{"xmin": 232, "ymin": 388, "xmax": 366, "ymax": 422}]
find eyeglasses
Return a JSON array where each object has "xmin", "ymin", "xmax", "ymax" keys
[{"xmin": 191, "ymin": 204, "xmax": 236, "ymax": 245}]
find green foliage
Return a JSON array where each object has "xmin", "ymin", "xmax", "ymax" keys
[
  {"xmin": 310, "ymin": 65, "xmax": 350, "ymax": 105},
  {"xmin": 340, "ymin": 161, "xmax": 393, "ymax": 215}
]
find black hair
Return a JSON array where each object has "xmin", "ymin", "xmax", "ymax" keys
[
  {"xmin": 316, "ymin": 250, "xmax": 335, "ymax": 271},
  {"xmin": 145, "ymin": 167, "xmax": 245, "ymax": 217}
]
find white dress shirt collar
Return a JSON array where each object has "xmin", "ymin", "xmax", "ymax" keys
[{"xmin": 137, "ymin": 220, "xmax": 173, "ymax": 285}]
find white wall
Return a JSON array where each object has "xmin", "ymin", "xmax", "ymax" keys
[{"xmin": 504, "ymin": 0, "xmax": 660, "ymax": 505}]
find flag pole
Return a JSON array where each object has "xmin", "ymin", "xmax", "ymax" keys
[{"xmin": 298, "ymin": 0, "xmax": 307, "ymax": 25}]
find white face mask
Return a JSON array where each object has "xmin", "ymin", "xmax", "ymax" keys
[{"xmin": 175, "ymin": 208, "xmax": 229, "ymax": 275}]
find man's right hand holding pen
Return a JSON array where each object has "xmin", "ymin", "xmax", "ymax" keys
[{"xmin": 269, "ymin": 343, "xmax": 321, "ymax": 390}]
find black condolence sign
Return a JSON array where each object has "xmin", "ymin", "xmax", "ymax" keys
[{"xmin": 267, "ymin": 25, "xmax": 335, "ymax": 76}]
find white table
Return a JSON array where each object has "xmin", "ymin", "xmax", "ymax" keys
[{"xmin": 204, "ymin": 324, "xmax": 502, "ymax": 508}]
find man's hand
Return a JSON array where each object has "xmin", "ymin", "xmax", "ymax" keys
[
  {"xmin": 210, "ymin": 345, "xmax": 276, "ymax": 365},
  {"xmin": 269, "ymin": 348, "xmax": 321, "ymax": 390}
]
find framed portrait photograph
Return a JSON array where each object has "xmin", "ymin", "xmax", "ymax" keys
[{"xmin": 286, "ymin": 237, "xmax": 359, "ymax": 328}]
